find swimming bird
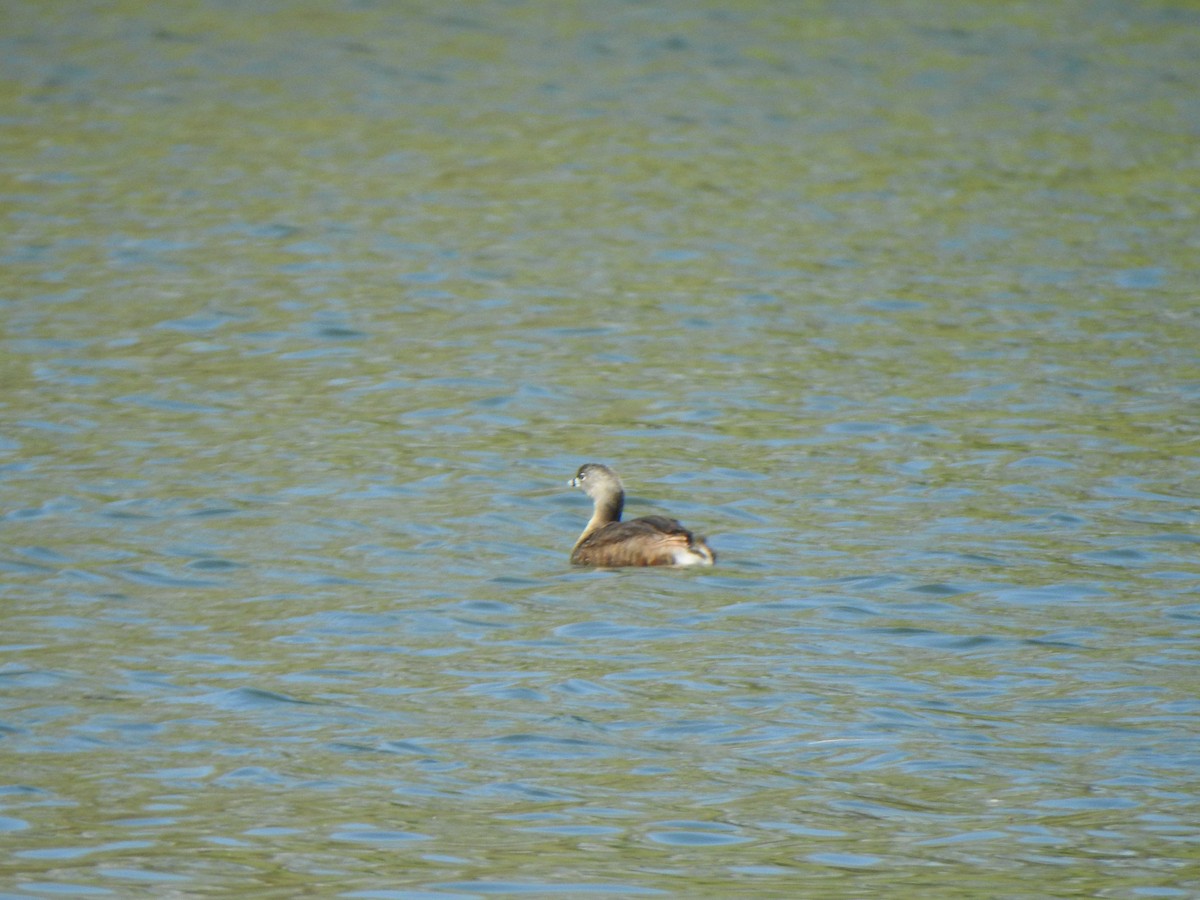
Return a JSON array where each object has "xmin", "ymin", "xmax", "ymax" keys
[{"xmin": 568, "ymin": 463, "xmax": 715, "ymax": 567}]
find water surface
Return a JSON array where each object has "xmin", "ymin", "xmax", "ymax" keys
[{"xmin": 2, "ymin": 1, "xmax": 1198, "ymax": 897}]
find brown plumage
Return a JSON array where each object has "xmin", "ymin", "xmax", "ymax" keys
[{"xmin": 568, "ymin": 463, "xmax": 716, "ymax": 567}]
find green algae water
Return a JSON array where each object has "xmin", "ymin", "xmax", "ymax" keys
[{"xmin": 1, "ymin": 1, "xmax": 1197, "ymax": 896}]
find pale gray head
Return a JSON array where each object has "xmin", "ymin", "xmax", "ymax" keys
[{"xmin": 569, "ymin": 462, "xmax": 624, "ymax": 503}]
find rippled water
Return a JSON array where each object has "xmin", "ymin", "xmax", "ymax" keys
[{"xmin": 2, "ymin": 0, "xmax": 1198, "ymax": 897}]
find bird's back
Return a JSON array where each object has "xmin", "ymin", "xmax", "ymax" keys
[{"xmin": 570, "ymin": 515, "xmax": 714, "ymax": 567}]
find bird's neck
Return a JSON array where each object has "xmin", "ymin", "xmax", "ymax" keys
[{"xmin": 580, "ymin": 491, "xmax": 623, "ymax": 541}]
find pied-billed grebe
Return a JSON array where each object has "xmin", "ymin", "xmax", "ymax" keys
[{"xmin": 568, "ymin": 463, "xmax": 716, "ymax": 567}]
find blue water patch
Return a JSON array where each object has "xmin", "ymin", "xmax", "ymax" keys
[
  {"xmin": 1112, "ymin": 268, "xmax": 1165, "ymax": 289},
  {"xmin": 554, "ymin": 621, "xmax": 692, "ymax": 641},
  {"xmin": 806, "ymin": 852, "xmax": 883, "ymax": 868},
  {"xmin": 331, "ymin": 826, "xmax": 430, "ymax": 843},
  {"xmin": 14, "ymin": 884, "xmax": 114, "ymax": 896},
  {"xmin": 431, "ymin": 882, "xmax": 666, "ymax": 895},
  {"xmin": 647, "ymin": 829, "xmax": 751, "ymax": 846}
]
